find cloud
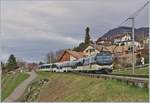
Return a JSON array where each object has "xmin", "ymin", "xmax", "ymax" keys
[
  {"xmin": 1, "ymin": 0, "xmax": 149, "ymax": 62},
  {"xmin": 0, "ymin": 54, "xmax": 8, "ymax": 63}
]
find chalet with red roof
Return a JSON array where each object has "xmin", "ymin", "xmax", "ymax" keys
[{"xmin": 58, "ymin": 50, "xmax": 86, "ymax": 62}]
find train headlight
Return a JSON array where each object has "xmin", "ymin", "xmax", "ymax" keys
[{"xmin": 110, "ymin": 64, "xmax": 113, "ymax": 69}]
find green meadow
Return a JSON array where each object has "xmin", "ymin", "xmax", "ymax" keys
[
  {"xmin": 20, "ymin": 71, "xmax": 149, "ymax": 102},
  {"xmin": 1, "ymin": 73, "xmax": 29, "ymax": 101}
]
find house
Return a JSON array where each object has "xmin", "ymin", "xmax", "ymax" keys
[
  {"xmin": 107, "ymin": 44, "xmax": 144, "ymax": 66},
  {"xmin": 113, "ymin": 33, "xmax": 132, "ymax": 45},
  {"xmin": 83, "ymin": 43, "xmax": 142, "ymax": 57},
  {"xmin": 106, "ymin": 45, "xmax": 131, "ymax": 56},
  {"xmin": 96, "ymin": 37, "xmax": 112, "ymax": 46},
  {"xmin": 83, "ymin": 44, "xmax": 130, "ymax": 57},
  {"xmin": 83, "ymin": 44, "xmax": 109, "ymax": 56},
  {"xmin": 58, "ymin": 50, "xmax": 86, "ymax": 62},
  {"xmin": 113, "ymin": 33, "xmax": 142, "ymax": 50},
  {"xmin": 83, "ymin": 45, "xmax": 99, "ymax": 56},
  {"xmin": 142, "ymin": 38, "xmax": 149, "ymax": 44},
  {"xmin": 118, "ymin": 52, "xmax": 138, "ymax": 66},
  {"xmin": 26, "ymin": 63, "xmax": 38, "ymax": 71}
]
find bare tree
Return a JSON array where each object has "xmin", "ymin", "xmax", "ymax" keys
[
  {"xmin": 46, "ymin": 51, "xmax": 56, "ymax": 63},
  {"xmin": 55, "ymin": 49, "xmax": 65, "ymax": 62},
  {"xmin": 16, "ymin": 57, "xmax": 26, "ymax": 69}
]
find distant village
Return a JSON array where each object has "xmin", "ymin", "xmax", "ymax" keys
[
  {"xmin": 1, "ymin": 27, "xmax": 149, "ymax": 73},
  {"xmin": 59, "ymin": 27, "xmax": 149, "ymax": 67},
  {"xmin": 28, "ymin": 27, "xmax": 149, "ymax": 70}
]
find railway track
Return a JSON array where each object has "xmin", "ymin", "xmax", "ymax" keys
[
  {"xmin": 107, "ymin": 73, "xmax": 149, "ymax": 78},
  {"xmin": 72, "ymin": 72, "xmax": 149, "ymax": 88}
]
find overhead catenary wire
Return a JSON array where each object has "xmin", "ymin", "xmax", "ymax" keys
[
  {"xmin": 105, "ymin": 1, "xmax": 149, "ymax": 42},
  {"xmin": 118, "ymin": 1, "xmax": 149, "ymax": 27},
  {"xmin": 129, "ymin": 1, "xmax": 149, "ymax": 18}
]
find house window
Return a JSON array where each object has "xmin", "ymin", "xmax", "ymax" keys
[
  {"xmin": 121, "ymin": 43, "xmax": 125, "ymax": 46},
  {"xmin": 91, "ymin": 49, "xmax": 95, "ymax": 52},
  {"xmin": 128, "ymin": 47, "xmax": 132, "ymax": 51}
]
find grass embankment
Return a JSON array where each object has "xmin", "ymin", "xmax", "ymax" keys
[
  {"xmin": 21, "ymin": 71, "xmax": 149, "ymax": 102},
  {"xmin": 112, "ymin": 67, "xmax": 149, "ymax": 77},
  {"xmin": 1, "ymin": 72, "xmax": 29, "ymax": 101}
]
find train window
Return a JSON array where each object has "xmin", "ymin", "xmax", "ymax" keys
[
  {"xmin": 40, "ymin": 66, "xmax": 45, "ymax": 69},
  {"xmin": 83, "ymin": 59, "xmax": 85, "ymax": 63},
  {"xmin": 40, "ymin": 64, "xmax": 55, "ymax": 69},
  {"xmin": 46, "ymin": 65, "xmax": 50, "ymax": 68},
  {"xmin": 51, "ymin": 64, "xmax": 57, "ymax": 68}
]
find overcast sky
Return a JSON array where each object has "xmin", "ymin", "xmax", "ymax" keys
[{"xmin": 1, "ymin": 0, "xmax": 149, "ymax": 63}]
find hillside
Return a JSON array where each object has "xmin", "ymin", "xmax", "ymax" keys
[
  {"xmin": 97, "ymin": 26, "xmax": 149, "ymax": 42},
  {"xmin": 20, "ymin": 72, "xmax": 149, "ymax": 102}
]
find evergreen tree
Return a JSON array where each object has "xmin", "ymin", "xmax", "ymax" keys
[
  {"xmin": 1, "ymin": 62, "xmax": 5, "ymax": 70},
  {"xmin": 84, "ymin": 27, "xmax": 91, "ymax": 44},
  {"xmin": 73, "ymin": 27, "xmax": 91, "ymax": 52},
  {"xmin": 6, "ymin": 54, "xmax": 18, "ymax": 71},
  {"xmin": 73, "ymin": 42, "xmax": 88, "ymax": 52}
]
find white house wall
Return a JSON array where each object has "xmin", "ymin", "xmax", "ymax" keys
[
  {"xmin": 83, "ymin": 46, "xmax": 99, "ymax": 56},
  {"xmin": 70, "ymin": 55, "xmax": 77, "ymax": 61}
]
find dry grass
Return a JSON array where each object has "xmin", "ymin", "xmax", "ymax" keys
[
  {"xmin": 34, "ymin": 72, "xmax": 149, "ymax": 102},
  {"xmin": 112, "ymin": 67, "xmax": 149, "ymax": 76}
]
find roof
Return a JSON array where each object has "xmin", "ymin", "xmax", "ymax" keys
[
  {"xmin": 113, "ymin": 33, "xmax": 131, "ymax": 39},
  {"xmin": 106, "ymin": 45, "xmax": 129, "ymax": 53},
  {"xmin": 97, "ymin": 37, "xmax": 112, "ymax": 41},
  {"xmin": 67, "ymin": 50, "xmax": 86, "ymax": 59},
  {"xmin": 115, "ymin": 40, "xmax": 132, "ymax": 43},
  {"xmin": 106, "ymin": 45, "xmax": 116, "ymax": 53},
  {"xmin": 88, "ymin": 44, "xmax": 130, "ymax": 54},
  {"xmin": 84, "ymin": 44, "xmax": 131, "ymax": 55},
  {"xmin": 88, "ymin": 44, "xmax": 109, "ymax": 52},
  {"xmin": 58, "ymin": 50, "xmax": 86, "ymax": 61},
  {"xmin": 115, "ymin": 45, "xmax": 129, "ymax": 53},
  {"xmin": 27, "ymin": 63, "xmax": 38, "ymax": 69}
]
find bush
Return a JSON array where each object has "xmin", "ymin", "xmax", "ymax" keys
[
  {"xmin": 144, "ymin": 55, "xmax": 149, "ymax": 64},
  {"xmin": 113, "ymin": 63, "xmax": 123, "ymax": 69},
  {"xmin": 136, "ymin": 58, "xmax": 141, "ymax": 66},
  {"xmin": 122, "ymin": 63, "xmax": 132, "ymax": 68}
]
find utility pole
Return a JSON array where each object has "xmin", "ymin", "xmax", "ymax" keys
[
  {"xmin": 89, "ymin": 48, "xmax": 92, "ymax": 69},
  {"xmin": 129, "ymin": 17, "xmax": 135, "ymax": 74},
  {"xmin": 117, "ymin": 1, "xmax": 149, "ymax": 74},
  {"xmin": 132, "ymin": 17, "xmax": 135, "ymax": 75}
]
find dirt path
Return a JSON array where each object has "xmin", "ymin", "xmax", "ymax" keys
[{"xmin": 4, "ymin": 71, "xmax": 37, "ymax": 102}]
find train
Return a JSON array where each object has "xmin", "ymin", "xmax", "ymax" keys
[{"xmin": 39, "ymin": 51, "xmax": 113, "ymax": 74}]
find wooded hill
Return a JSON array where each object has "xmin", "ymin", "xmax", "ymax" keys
[{"xmin": 97, "ymin": 26, "xmax": 149, "ymax": 42}]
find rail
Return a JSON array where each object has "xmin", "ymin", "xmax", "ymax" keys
[
  {"xmin": 113, "ymin": 64, "xmax": 149, "ymax": 72},
  {"xmin": 72, "ymin": 72, "xmax": 149, "ymax": 89}
]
